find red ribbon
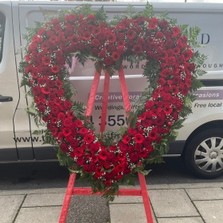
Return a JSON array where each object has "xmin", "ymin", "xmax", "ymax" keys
[
  {"xmin": 85, "ymin": 70, "xmax": 101, "ymax": 117},
  {"xmin": 100, "ymin": 71, "xmax": 110, "ymax": 133},
  {"xmin": 118, "ymin": 67, "xmax": 131, "ymax": 113}
]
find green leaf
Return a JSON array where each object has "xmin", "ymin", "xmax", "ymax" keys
[
  {"xmin": 141, "ymin": 3, "xmax": 154, "ymax": 17},
  {"xmin": 76, "ymin": 4, "xmax": 93, "ymax": 16},
  {"xmin": 95, "ymin": 6, "xmax": 107, "ymax": 21}
]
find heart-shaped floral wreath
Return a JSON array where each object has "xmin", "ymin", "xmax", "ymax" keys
[{"xmin": 21, "ymin": 4, "xmax": 204, "ymax": 195}]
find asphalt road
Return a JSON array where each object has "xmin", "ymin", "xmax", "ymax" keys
[{"xmin": 0, "ymin": 157, "xmax": 222, "ymax": 191}]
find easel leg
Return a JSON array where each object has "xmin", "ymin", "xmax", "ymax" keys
[
  {"xmin": 138, "ymin": 173, "xmax": 154, "ymax": 223},
  {"xmin": 59, "ymin": 173, "xmax": 76, "ymax": 223}
]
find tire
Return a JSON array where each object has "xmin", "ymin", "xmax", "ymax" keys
[{"xmin": 184, "ymin": 128, "xmax": 223, "ymax": 179}]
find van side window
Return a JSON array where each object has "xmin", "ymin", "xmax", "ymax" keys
[{"xmin": 0, "ymin": 12, "xmax": 5, "ymax": 63}]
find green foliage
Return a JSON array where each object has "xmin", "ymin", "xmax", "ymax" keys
[
  {"xmin": 72, "ymin": 101, "xmax": 85, "ymax": 118},
  {"xmin": 58, "ymin": 149, "xmax": 75, "ymax": 167},
  {"xmin": 140, "ymin": 2, "xmax": 154, "ymax": 17},
  {"xmin": 76, "ymin": 4, "xmax": 93, "ymax": 16},
  {"xmin": 95, "ymin": 6, "xmax": 107, "ymax": 21},
  {"xmin": 143, "ymin": 60, "xmax": 160, "ymax": 90},
  {"xmin": 125, "ymin": 5, "xmax": 137, "ymax": 18},
  {"xmin": 75, "ymin": 51, "xmax": 89, "ymax": 66}
]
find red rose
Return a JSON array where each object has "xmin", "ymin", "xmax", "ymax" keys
[
  {"xmin": 98, "ymin": 150, "xmax": 108, "ymax": 161},
  {"xmin": 159, "ymin": 19, "xmax": 168, "ymax": 29},
  {"xmin": 127, "ymin": 29, "xmax": 136, "ymax": 40},
  {"xmin": 148, "ymin": 17, "xmax": 158, "ymax": 29},
  {"xmin": 51, "ymin": 65, "xmax": 60, "ymax": 74},
  {"xmin": 28, "ymin": 42, "xmax": 37, "ymax": 52},
  {"xmin": 62, "ymin": 117, "xmax": 73, "ymax": 128},
  {"xmin": 92, "ymin": 26, "xmax": 101, "ymax": 35},
  {"xmin": 32, "ymin": 87, "xmax": 42, "ymax": 96},
  {"xmin": 134, "ymin": 133, "xmax": 144, "ymax": 144},
  {"xmin": 127, "ymin": 128, "xmax": 137, "ymax": 135},
  {"xmin": 78, "ymin": 127, "xmax": 88, "ymax": 135},
  {"xmin": 62, "ymin": 128, "xmax": 72, "ymax": 137},
  {"xmin": 87, "ymin": 14, "xmax": 95, "ymax": 20},
  {"xmin": 111, "ymin": 52, "xmax": 120, "ymax": 61},
  {"xmin": 32, "ymin": 35, "xmax": 43, "ymax": 44},
  {"xmin": 83, "ymin": 134, "xmax": 94, "ymax": 144},
  {"xmin": 73, "ymin": 119, "xmax": 83, "ymax": 128},
  {"xmin": 104, "ymin": 57, "xmax": 113, "ymax": 66},
  {"xmin": 69, "ymin": 138, "xmax": 79, "ymax": 148},
  {"xmin": 183, "ymin": 49, "xmax": 193, "ymax": 60},
  {"xmin": 82, "ymin": 31, "xmax": 91, "ymax": 40},
  {"xmin": 122, "ymin": 135, "xmax": 131, "ymax": 144},
  {"xmin": 91, "ymin": 39, "xmax": 100, "ymax": 47},
  {"xmin": 155, "ymin": 31, "xmax": 164, "ymax": 39},
  {"xmin": 145, "ymin": 100, "xmax": 155, "ymax": 110},
  {"xmin": 49, "ymin": 36, "xmax": 59, "ymax": 45},
  {"xmin": 89, "ymin": 142, "xmax": 100, "ymax": 154},
  {"xmin": 63, "ymin": 100, "xmax": 72, "ymax": 110},
  {"xmin": 71, "ymin": 147, "xmax": 84, "ymax": 158},
  {"xmin": 64, "ymin": 14, "xmax": 77, "ymax": 23},
  {"xmin": 171, "ymin": 26, "xmax": 181, "ymax": 37},
  {"xmin": 60, "ymin": 143, "xmax": 70, "ymax": 153},
  {"xmin": 57, "ymin": 112, "xmax": 65, "ymax": 120},
  {"xmin": 133, "ymin": 44, "xmax": 143, "ymax": 54},
  {"xmin": 107, "ymin": 32, "xmax": 116, "ymax": 43},
  {"xmin": 94, "ymin": 168, "xmax": 103, "ymax": 179}
]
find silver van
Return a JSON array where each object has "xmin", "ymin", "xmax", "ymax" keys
[{"xmin": 0, "ymin": 1, "xmax": 223, "ymax": 178}]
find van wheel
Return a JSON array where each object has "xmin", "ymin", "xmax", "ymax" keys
[{"xmin": 184, "ymin": 128, "xmax": 223, "ymax": 178}]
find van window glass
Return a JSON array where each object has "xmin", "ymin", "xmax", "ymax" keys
[{"xmin": 0, "ymin": 12, "xmax": 5, "ymax": 63}]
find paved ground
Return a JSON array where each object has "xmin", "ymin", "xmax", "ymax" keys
[
  {"xmin": 1, "ymin": 180, "xmax": 223, "ymax": 223},
  {"xmin": 0, "ymin": 160, "xmax": 223, "ymax": 223},
  {"xmin": 67, "ymin": 195, "xmax": 110, "ymax": 223}
]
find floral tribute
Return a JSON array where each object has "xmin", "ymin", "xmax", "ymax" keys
[{"xmin": 21, "ymin": 4, "xmax": 204, "ymax": 197}]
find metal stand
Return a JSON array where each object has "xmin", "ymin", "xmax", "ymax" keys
[{"xmin": 59, "ymin": 173, "xmax": 154, "ymax": 223}]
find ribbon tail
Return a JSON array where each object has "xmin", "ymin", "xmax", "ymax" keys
[
  {"xmin": 85, "ymin": 70, "xmax": 101, "ymax": 117},
  {"xmin": 100, "ymin": 71, "xmax": 110, "ymax": 133},
  {"xmin": 118, "ymin": 67, "xmax": 131, "ymax": 114}
]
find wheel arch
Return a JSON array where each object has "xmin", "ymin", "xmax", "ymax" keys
[{"xmin": 182, "ymin": 119, "xmax": 223, "ymax": 157}]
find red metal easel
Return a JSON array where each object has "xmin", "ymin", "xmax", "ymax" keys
[{"xmin": 59, "ymin": 172, "xmax": 154, "ymax": 223}]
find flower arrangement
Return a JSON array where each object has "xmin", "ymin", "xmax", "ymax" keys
[{"xmin": 20, "ymin": 4, "xmax": 205, "ymax": 198}]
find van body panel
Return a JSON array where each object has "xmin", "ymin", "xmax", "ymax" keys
[{"xmin": 0, "ymin": 2, "xmax": 22, "ymax": 152}]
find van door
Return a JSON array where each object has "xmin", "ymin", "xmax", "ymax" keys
[{"xmin": 0, "ymin": 2, "xmax": 33, "ymax": 161}]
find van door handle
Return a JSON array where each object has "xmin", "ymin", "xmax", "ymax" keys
[{"xmin": 0, "ymin": 95, "xmax": 13, "ymax": 102}]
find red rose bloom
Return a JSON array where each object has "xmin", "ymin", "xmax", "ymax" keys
[
  {"xmin": 51, "ymin": 65, "xmax": 60, "ymax": 74},
  {"xmin": 74, "ymin": 119, "xmax": 83, "ymax": 128},
  {"xmin": 122, "ymin": 135, "xmax": 131, "ymax": 144},
  {"xmin": 134, "ymin": 133, "xmax": 144, "ymax": 144},
  {"xmin": 84, "ymin": 134, "xmax": 94, "ymax": 144},
  {"xmin": 62, "ymin": 128, "xmax": 72, "ymax": 137},
  {"xmin": 78, "ymin": 127, "xmax": 88, "ymax": 135},
  {"xmin": 127, "ymin": 29, "xmax": 136, "ymax": 40},
  {"xmin": 133, "ymin": 44, "xmax": 143, "ymax": 54}
]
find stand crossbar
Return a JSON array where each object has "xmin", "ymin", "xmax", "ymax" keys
[{"xmin": 59, "ymin": 173, "xmax": 154, "ymax": 223}]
